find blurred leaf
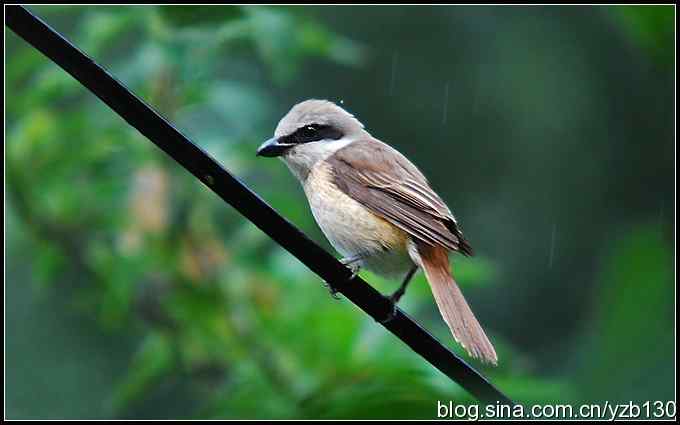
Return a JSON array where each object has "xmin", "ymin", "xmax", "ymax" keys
[
  {"xmin": 159, "ymin": 5, "xmax": 244, "ymax": 28},
  {"xmin": 610, "ymin": 6, "xmax": 674, "ymax": 66},
  {"xmin": 453, "ymin": 255, "xmax": 499, "ymax": 287},
  {"xmin": 33, "ymin": 242, "xmax": 68, "ymax": 288},
  {"xmin": 494, "ymin": 375, "xmax": 574, "ymax": 406},
  {"xmin": 578, "ymin": 223, "xmax": 674, "ymax": 402},
  {"xmin": 244, "ymin": 7, "xmax": 363, "ymax": 83},
  {"xmin": 112, "ymin": 332, "xmax": 176, "ymax": 411},
  {"xmin": 78, "ymin": 9, "xmax": 144, "ymax": 55}
]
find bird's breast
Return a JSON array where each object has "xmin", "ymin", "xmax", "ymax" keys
[{"xmin": 304, "ymin": 162, "xmax": 411, "ymax": 276}]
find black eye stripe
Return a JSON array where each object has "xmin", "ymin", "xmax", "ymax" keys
[{"xmin": 281, "ymin": 124, "xmax": 343, "ymax": 145}]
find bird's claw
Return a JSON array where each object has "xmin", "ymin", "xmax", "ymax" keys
[
  {"xmin": 378, "ymin": 270, "xmax": 413, "ymax": 323},
  {"xmin": 321, "ymin": 257, "xmax": 363, "ymax": 300},
  {"xmin": 340, "ymin": 257, "xmax": 361, "ymax": 280},
  {"xmin": 322, "ymin": 280, "xmax": 342, "ymax": 300},
  {"xmin": 379, "ymin": 295, "xmax": 399, "ymax": 324},
  {"xmin": 347, "ymin": 265, "xmax": 360, "ymax": 281}
]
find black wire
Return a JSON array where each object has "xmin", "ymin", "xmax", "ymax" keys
[{"xmin": 6, "ymin": 5, "xmax": 513, "ymax": 406}]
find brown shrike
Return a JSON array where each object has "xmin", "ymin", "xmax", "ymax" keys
[{"xmin": 257, "ymin": 99, "xmax": 497, "ymax": 365}]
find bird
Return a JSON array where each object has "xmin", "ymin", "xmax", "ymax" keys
[{"xmin": 256, "ymin": 99, "xmax": 497, "ymax": 365}]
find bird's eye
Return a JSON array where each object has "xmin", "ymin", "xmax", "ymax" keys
[
  {"xmin": 293, "ymin": 124, "xmax": 322, "ymax": 143},
  {"xmin": 291, "ymin": 123, "xmax": 340, "ymax": 144},
  {"xmin": 302, "ymin": 125, "xmax": 317, "ymax": 137}
]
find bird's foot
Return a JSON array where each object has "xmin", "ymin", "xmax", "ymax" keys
[
  {"xmin": 378, "ymin": 266, "xmax": 415, "ymax": 323},
  {"xmin": 340, "ymin": 256, "xmax": 363, "ymax": 280},
  {"xmin": 322, "ymin": 280, "xmax": 342, "ymax": 300},
  {"xmin": 379, "ymin": 293, "xmax": 402, "ymax": 324},
  {"xmin": 320, "ymin": 256, "xmax": 364, "ymax": 300},
  {"xmin": 342, "ymin": 263, "xmax": 361, "ymax": 281}
]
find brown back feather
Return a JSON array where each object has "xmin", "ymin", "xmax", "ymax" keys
[{"xmin": 328, "ymin": 138, "xmax": 473, "ymax": 255}]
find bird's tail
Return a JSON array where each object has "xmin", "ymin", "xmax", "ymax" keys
[{"xmin": 416, "ymin": 243, "xmax": 498, "ymax": 365}]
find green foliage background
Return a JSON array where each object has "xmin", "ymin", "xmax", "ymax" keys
[{"xmin": 5, "ymin": 5, "xmax": 675, "ymax": 419}]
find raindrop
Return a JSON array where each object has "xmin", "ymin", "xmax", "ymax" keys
[
  {"xmin": 442, "ymin": 82, "xmax": 450, "ymax": 125},
  {"xmin": 389, "ymin": 51, "xmax": 398, "ymax": 95},
  {"xmin": 548, "ymin": 224, "xmax": 557, "ymax": 268},
  {"xmin": 471, "ymin": 60, "xmax": 483, "ymax": 116}
]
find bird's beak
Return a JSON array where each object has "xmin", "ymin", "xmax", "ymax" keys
[{"xmin": 256, "ymin": 137, "xmax": 291, "ymax": 157}]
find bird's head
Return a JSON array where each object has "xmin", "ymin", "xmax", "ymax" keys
[{"xmin": 257, "ymin": 99, "xmax": 368, "ymax": 180}]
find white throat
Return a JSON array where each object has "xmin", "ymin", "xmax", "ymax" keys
[{"xmin": 280, "ymin": 137, "xmax": 355, "ymax": 182}]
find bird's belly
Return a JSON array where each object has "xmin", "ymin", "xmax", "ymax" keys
[{"xmin": 304, "ymin": 163, "xmax": 412, "ymax": 277}]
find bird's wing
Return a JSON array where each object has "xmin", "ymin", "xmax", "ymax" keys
[{"xmin": 327, "ymin": 138, "xmax": 473, "ymax": 255}]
